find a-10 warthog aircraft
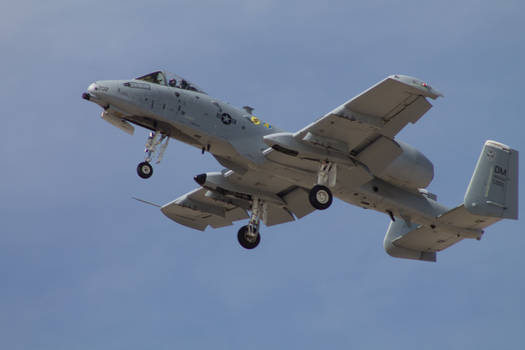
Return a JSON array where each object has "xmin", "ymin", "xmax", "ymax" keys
[{"xmin": 83, "ymin": 71, "xmax": 518, "ymax": 261}]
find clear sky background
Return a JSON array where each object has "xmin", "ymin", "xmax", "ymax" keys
[{"xmin": 1, "ymin": 1, "xmax": 524, "ymax": 349}]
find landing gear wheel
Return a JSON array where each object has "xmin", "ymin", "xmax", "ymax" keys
[
  {"xmin": 309, "ymin": 185, "xmax": 333, "ymax": 210},
  {"xmin": 237, "ymin": 225, "xmax": 260, "ymax": 249},
  {"xmin": 137, "ymin": 161, "xmax": 153, "ymax": 179}
]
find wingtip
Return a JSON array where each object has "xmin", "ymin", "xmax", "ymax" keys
[{"xmin": 390, "ymin": 74, "xmax": 443, "ymax": 99}]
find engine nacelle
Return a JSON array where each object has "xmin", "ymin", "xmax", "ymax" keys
[{"xmin": 378, "ymin": 141, "xmax": 434, "ymax": 189}]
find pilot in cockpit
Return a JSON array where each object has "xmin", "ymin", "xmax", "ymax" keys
[{"xmin": 135, "ymin": 71, "xmax": 206, "ymax": 94}]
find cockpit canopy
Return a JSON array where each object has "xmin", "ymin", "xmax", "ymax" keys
[{"xmin": 136, "ymin": 70, "xmax": 206, "ymax": 94}]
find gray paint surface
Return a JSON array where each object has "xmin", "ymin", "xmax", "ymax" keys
[
  {"xmin": 84, "ymin": 71, "xmax": 518, "ymax": 262},
  {"xmin": 3, "ymin": 1, "xmax": 524, "ymax": 349}
]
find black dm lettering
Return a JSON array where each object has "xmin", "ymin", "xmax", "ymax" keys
[{"xmin": 494, "ymin": 165, "xmax": 507, "ymax": 176}]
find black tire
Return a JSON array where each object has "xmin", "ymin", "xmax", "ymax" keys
[
  {"xmin": 237, "ymin": 225, "xmax": 260, "ymax": 249},
  {"xmin": 309, "ymin": 185, "xmax": 333, "ymax": 210},
  {"xmin": 137, "ymin": 161, "xmax": 153, "ymax": 179}
]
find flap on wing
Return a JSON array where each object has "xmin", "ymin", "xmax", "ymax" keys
[
  {"xmin": 296, "ymin": 75, "xmax": 441, "ymax": 156},
  {"xmin": 165, "ymin": 213, "xmax": 209, "ymax": 231},
  {"xmin": 283, "ymin": 187, "xmax": 316, "ymax": 219},
  {"xmin": 380, "ymin": 96, "xmax": 432, "ymax": 138},
  {"xmin": 160, "ymin": 186, "xmax": 301, "ymax": 231},
  {"xmin": 161, "ymin": 188, "xmax": 249, "ymax": 231},
  {"xmin": 264, "ymin": 204, "xmax": 295, "ymax": 226},
  {"xmin": 345, "ymin": 75, "xmax": 441, "ymax": 118}
]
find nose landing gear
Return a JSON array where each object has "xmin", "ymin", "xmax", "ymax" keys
[{"xmin": 136, "ymin": 131, "xmax": 169, "ymax": 179}]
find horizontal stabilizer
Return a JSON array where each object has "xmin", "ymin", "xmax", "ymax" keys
[
  {"xmin": 384, "ymin": 202, "xmax": 504, "ymax": 262},
  {"xmin": 383, "ymin": 218, "xmax": 437, "ymax": 262},
  {"xmin": 384, "ymin": 140, "xmax": 519, "ymax": 262}
]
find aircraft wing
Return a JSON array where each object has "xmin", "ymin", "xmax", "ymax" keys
[
  {"xmin": 294, "ymin": 75, "xmax": 442, "ymax": 158},
  {"xmin": 160, "ymin": 187, "xmax": 250, "ymax": 231},
  {"xmin": 160, "ymin": 170, "xmax": 316, "ymax": 231}
]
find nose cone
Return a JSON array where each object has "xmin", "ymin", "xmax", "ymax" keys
[
  {"xmin": 87, "ymin": 82, "xmax": 97, "ymax": 94},
  {"xmin": 87, "ymin": 81, "xmax": 110, "ymax": 95},
  {"xmin": 81, "ymin": 82, "xmax": 94, "ymax": 100},
  {"xmin": 82, "ymin": 81, "xmax": 113, "ymax": 105},
  {"xmin": 82, "ymin": 82, "xmax": 98, "ymax": 101}
]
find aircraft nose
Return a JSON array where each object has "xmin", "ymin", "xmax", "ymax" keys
[
  {"xmin": 87, "ymin": 82, "xmax": 97, "ymax": 94},
  {"xmin": 82, "ymin": 82, "xmax": 100, "ymax": 101},
  {"xmin": 88, "ymin": 81, "xmax": 110, "ymax": 94},
  {"xmin": 83, "ymin": 81, "xmax": 112, "ymax": 102},
  {"xmin": 82, "ymin": 82, "xmax": 94, "ymax": 101}
]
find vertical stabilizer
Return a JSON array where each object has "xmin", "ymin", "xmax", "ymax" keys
[{"xmin": 464, "ymin": 140, "xmax": 519, "ymax": 219}]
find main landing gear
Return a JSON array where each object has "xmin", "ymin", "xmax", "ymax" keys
[
  {"xmin": 309, "ymin": 185, "xmax": 333, "ymax": 210},
  {"xmin": 237, "ymin": 198, "xmax": 263, "ymax": 249},
  {"xmin": 137, "ymin": 161, "xmax": 153, "ymax": 179},
  {"xmin": 136, "ymin": 131, "xmax": 169, "ymax": 179},
  {"xmin": 308, "ymin": 161, "xmax": 335, "ymax": 210},
  {"xmin": 236, "ymin": 162, "xmax": 337, "ymax": 249}
]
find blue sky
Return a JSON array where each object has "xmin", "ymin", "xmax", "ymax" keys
[{"xmin": 1, "ymin": 1, "xmax": 524, "ymax": 349}]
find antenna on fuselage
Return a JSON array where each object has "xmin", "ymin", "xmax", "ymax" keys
[{"xmin": 243, "ymin": 106, "xmax": 254, "ymax": 114}]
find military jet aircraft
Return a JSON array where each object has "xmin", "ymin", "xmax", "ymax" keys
[{"xmin": 83, "ymin": 70, "xmax": 518, "ymax": 261}]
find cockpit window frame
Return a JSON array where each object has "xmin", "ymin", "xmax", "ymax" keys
[
  {"xmin": 135, "ymin": 70, "xmax": 207, "ymax": 94},
  {"xmin": 136, "ymin": 71, "xmax": 166, "ymax": 85}
]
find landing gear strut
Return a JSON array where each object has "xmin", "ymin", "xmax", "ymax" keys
[
  {"xmin": 308, "ymin": 161, "xmax": 335, "ymax": 210},
  {"xmin": 136, "ymin": 131, "xmax": 169, "ymax": 179},
  {"xmin": 237, "ymin": 197, "xmax": 263, "ymax": 249}
]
